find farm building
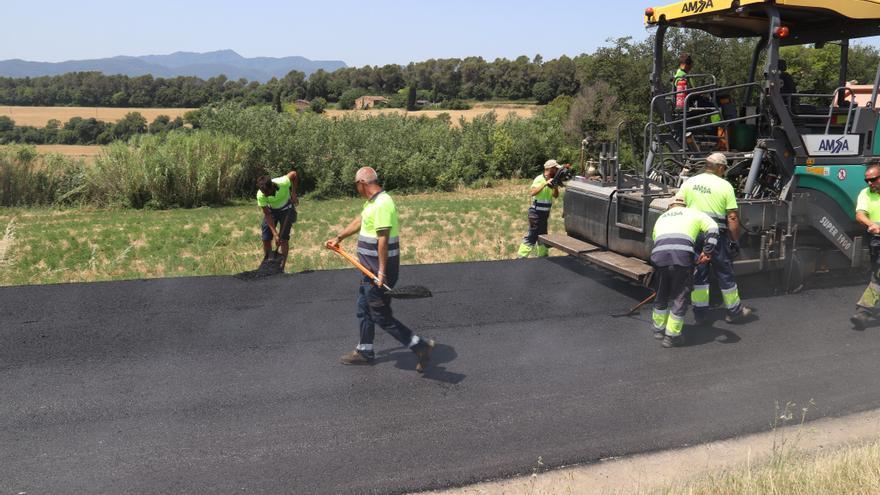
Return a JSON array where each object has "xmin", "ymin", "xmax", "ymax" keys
[{"xmin": 354, "ymin": 96, "xmax": 389, "ymax": 109}]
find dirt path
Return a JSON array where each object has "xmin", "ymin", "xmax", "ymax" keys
[{"xmin": 422, "ymin": 409, "xmax": 880, "ymax": 494}]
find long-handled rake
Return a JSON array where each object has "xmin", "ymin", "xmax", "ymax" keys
[
  {"xmin": 610, "ymin": 292, "xmax": 656, "ymax": 318},
  {"xmin": 326, "ymin": 243, "xmax": 432, "ymax": 299}
]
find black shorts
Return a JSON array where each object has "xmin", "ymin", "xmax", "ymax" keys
[{"xmin": 261, "ymin": 205, "xmax": 297, "ymax": 241}]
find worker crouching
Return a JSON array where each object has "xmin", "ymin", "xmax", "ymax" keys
[
  {"xmin": 650, "ymin": 197, "xmax": 719, "ymax": 348},
  {"xmin": 518, "ymin": 159, "xmax": 562, "ymax": 258},
  {"xmin": 677, "ymin": 152, "xmax": 751, "ymax": 324}
]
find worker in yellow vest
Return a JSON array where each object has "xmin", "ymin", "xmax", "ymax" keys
[
  {"xmin": 256, "ymin": 169, "xmax": 299, "ymax": 271},
  {"xmin": 326, "ymin": 167, "xmax": 434, "ymax": 372},
  {"xmin": 676, "ymin": 152, "xmax": 753, "ymax": 324},
  {"xmin": 851, "ymin": 163, "xmax": 880, "ymax": 329},
  {"xmin": 651, "ymin": 197, "xmax": 719, "ymax": 348},
  {"xmin": 518, "ymin": 159, "xmax": 562, "ymax": 258}
]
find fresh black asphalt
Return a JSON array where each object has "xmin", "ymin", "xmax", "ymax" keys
[{"xmin": 2, "ymin": 257, "xmax": 880, "ymax": 494}]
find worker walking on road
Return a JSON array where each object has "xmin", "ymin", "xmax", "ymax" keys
[
  {"xmin": 651, "ymin": 197, "xmax": 719, "ymax": 348},
  {"xmin": 851, "ymin": 164, "xmax": 880, "ymax": 330},
  {"xmin": 256, "ymin": 168, "xmax": 299, "ymax": 271},
  {"xmin": 676, "ymin": 152, "xmax": 752, "ymax": 323},
  {"xmin": 518, "ymin": 159, "xmax": 562, "ymax": 258},
  {"xmin": 326, "ymin": 167, "xmax": 434, "ymax": 372}
]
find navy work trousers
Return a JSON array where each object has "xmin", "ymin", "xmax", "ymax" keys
[{"xmin": 356, "ymin": 277, "xmax": 426, "ymax": 358}]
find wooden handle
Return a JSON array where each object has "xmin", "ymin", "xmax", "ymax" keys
[{"xmin": 326, "ymin": 243, "xmax": 391, "ymax": 290}]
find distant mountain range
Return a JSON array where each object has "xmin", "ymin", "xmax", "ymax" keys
[{"xmin": 0, "ymin": 50, "xmax": 347, "ymax": 82}]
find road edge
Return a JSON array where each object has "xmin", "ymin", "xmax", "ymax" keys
[{"xmin": 420, "ymin": 408, "xmax": 880, "ymax": 494}]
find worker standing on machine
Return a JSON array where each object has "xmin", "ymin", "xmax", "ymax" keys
[
  {"xmin": 651, "ymin": 197, "xmax": 718, "ymax": 348},
  {"xmin": 851, "ymin": 164, "xmax": 880, "ymax": 330},
  {"xmin": 676, "ymin": 152, "xmax": 753, "ymax": 324},
  {"xmin": 517, "ymin": 159, "xmax": 562, "ymax": 258}
]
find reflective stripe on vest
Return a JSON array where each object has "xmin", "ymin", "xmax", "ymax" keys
[
  {"xmin": 532, "ymin": 199, "xmax": 552, "ymax": 212},
  {"xmin": 357, "ymin": 234, "xmax": 401, "ymax": 258}
]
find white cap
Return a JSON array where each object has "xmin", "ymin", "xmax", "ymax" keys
[
  {"xmin": 706, "ymin": 152, "xmax": 728, "ymax": 167},
  {"xmin": 544, "ymin": 159, "xmax": 562, "ymax": 170}
]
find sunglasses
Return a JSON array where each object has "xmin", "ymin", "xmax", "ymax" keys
[{"xmin": 866, "ymin": 176, "xmax": 880, "ymax": 184}]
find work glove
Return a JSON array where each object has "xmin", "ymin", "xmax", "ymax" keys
[{"xmin": 728, "ymin": 240, "xmax": 740, "ymax": 258}]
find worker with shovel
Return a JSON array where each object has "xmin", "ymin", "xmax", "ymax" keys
[
  {"xmin": 256, "ymin": 169, "xmax": 299, "ymax": 271},
  {"xmin": 325, "ymin": 166, "xmax": 434, "ymax": 372},
  {"xmin": 651, "ymin": 197, "xmax": 718, "ymax": 348}
]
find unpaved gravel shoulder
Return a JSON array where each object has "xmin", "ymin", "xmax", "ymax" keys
[{"xmin": 422, "ymin": 409, "xmax": 880, "ymax": 495}]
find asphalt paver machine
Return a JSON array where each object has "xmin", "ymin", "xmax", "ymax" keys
[{"xmin": 542, "ymin": 0, "xmax": 880, "ymax": 291}]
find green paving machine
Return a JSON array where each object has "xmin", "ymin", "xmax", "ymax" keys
[{"xmin": 541, "ymin": 0, "xmax": 880, "ymax": 291}]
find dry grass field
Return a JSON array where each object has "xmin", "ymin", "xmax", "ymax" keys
[
  {"xmin": 35, "ymin": 144, "xmax": 104, "ymax": 162},
  {"xmin": 324, "ymin": 102, "xmax": 538, "ymax": 124},
  {"xmin": 0, "ymin": 106, "xmax": 195, "ymax": 127},
  {"xmin": 0, "ymin": 144, "xmax": 105, "ymax": 164}
]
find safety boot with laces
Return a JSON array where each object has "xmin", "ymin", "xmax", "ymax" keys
[{"xmin": 340, "ymin": 350, "xmax": 374, "ymax": 365}]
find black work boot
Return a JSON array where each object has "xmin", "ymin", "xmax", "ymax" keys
[
  {"xmin": 850, "ymin": 311, "xmax": 871, "ymax": 331},
  {"xmin": 661, "ymin": 334, "xmax": 682, "ymax": 348},
  {"xmin": 725, "ymin": 307, "xmax": 753, "ymax": 324}
]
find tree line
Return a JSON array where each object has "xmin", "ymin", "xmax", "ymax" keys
[
  {"xmin": 0, "ymin": 113, "xmax": 184, "ymax": 145},
  {"xmin": 2, "ymin": 33, "xmax": 878, "ymax": 113},
  {"xmin": 0, "ymin": 54, "xmax": 581, "ymax": 108}
]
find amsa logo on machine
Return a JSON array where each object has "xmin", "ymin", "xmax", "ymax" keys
[{"xmin": 803, "ymin": 134, "xmax": 861, "ymax": 156}]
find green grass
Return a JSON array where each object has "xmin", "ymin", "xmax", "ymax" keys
[{"xmin": 0, "ymin": 180, "xmax": 564, "ymax": 286}]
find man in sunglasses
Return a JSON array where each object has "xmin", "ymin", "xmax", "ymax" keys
[{"xmin": 851, "ymin": 164, "xmax": 880, "ymax": 329}]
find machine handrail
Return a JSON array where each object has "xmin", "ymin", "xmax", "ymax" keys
[
  {"xmin": 648, "ymin": 82, "xmax": 719, "ymax": 126},
  {"xmin": 671, "ymin": 73, "xmax": 718, "ymax": 88},
  {"xmin": 824, "ymin": 86, "xmax": 856, "ymax": 135}
]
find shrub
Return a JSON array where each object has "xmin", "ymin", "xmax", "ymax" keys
[
  {"xmin": 0, "ymin": 146, "xmax": 86, "ymax": 206},
  {"xmin": 310, "ymin": 97, "xmax": 327, "ymax": 114},
  {"xmin": 439, "ymin": 99, "xmax": 472, "ymax": 110},
  {"xmin": 86, "ymin": 132, "xmax": 252, "ymax": 208}
]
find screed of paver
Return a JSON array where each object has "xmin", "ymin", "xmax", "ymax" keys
[{"xmin": 422, "ymin": 409, "xmax": 880, "ymax": 495}]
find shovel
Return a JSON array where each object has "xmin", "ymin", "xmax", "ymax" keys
[{"xmin": 326, "ymin": 243, "xmax": 432, "ymax": 299}]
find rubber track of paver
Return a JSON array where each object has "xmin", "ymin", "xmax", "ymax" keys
[{"xmin": 2, "ymin": 257, "xmax": 879, "ymax": 494}]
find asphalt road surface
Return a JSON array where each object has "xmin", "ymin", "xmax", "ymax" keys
[{"xmin": 2, "ymin": 257, "xmax": 880, "ymax": 494}]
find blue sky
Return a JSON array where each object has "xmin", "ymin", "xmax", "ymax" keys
[{"xmin": 0, "ymin": 0, "xmax": 656, "ymax": 66}]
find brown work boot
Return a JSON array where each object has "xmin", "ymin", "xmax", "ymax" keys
[
  {"xmin": 414, "ymin": 339, "xmax": 435, "ymax": 373},
  {"xmin": 851, "ymin": 311, "xmax": 871, "ymax": 331},
  {"xmin": 340, "ymin": 350, "xmax": 374, "ymax": 366}
]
